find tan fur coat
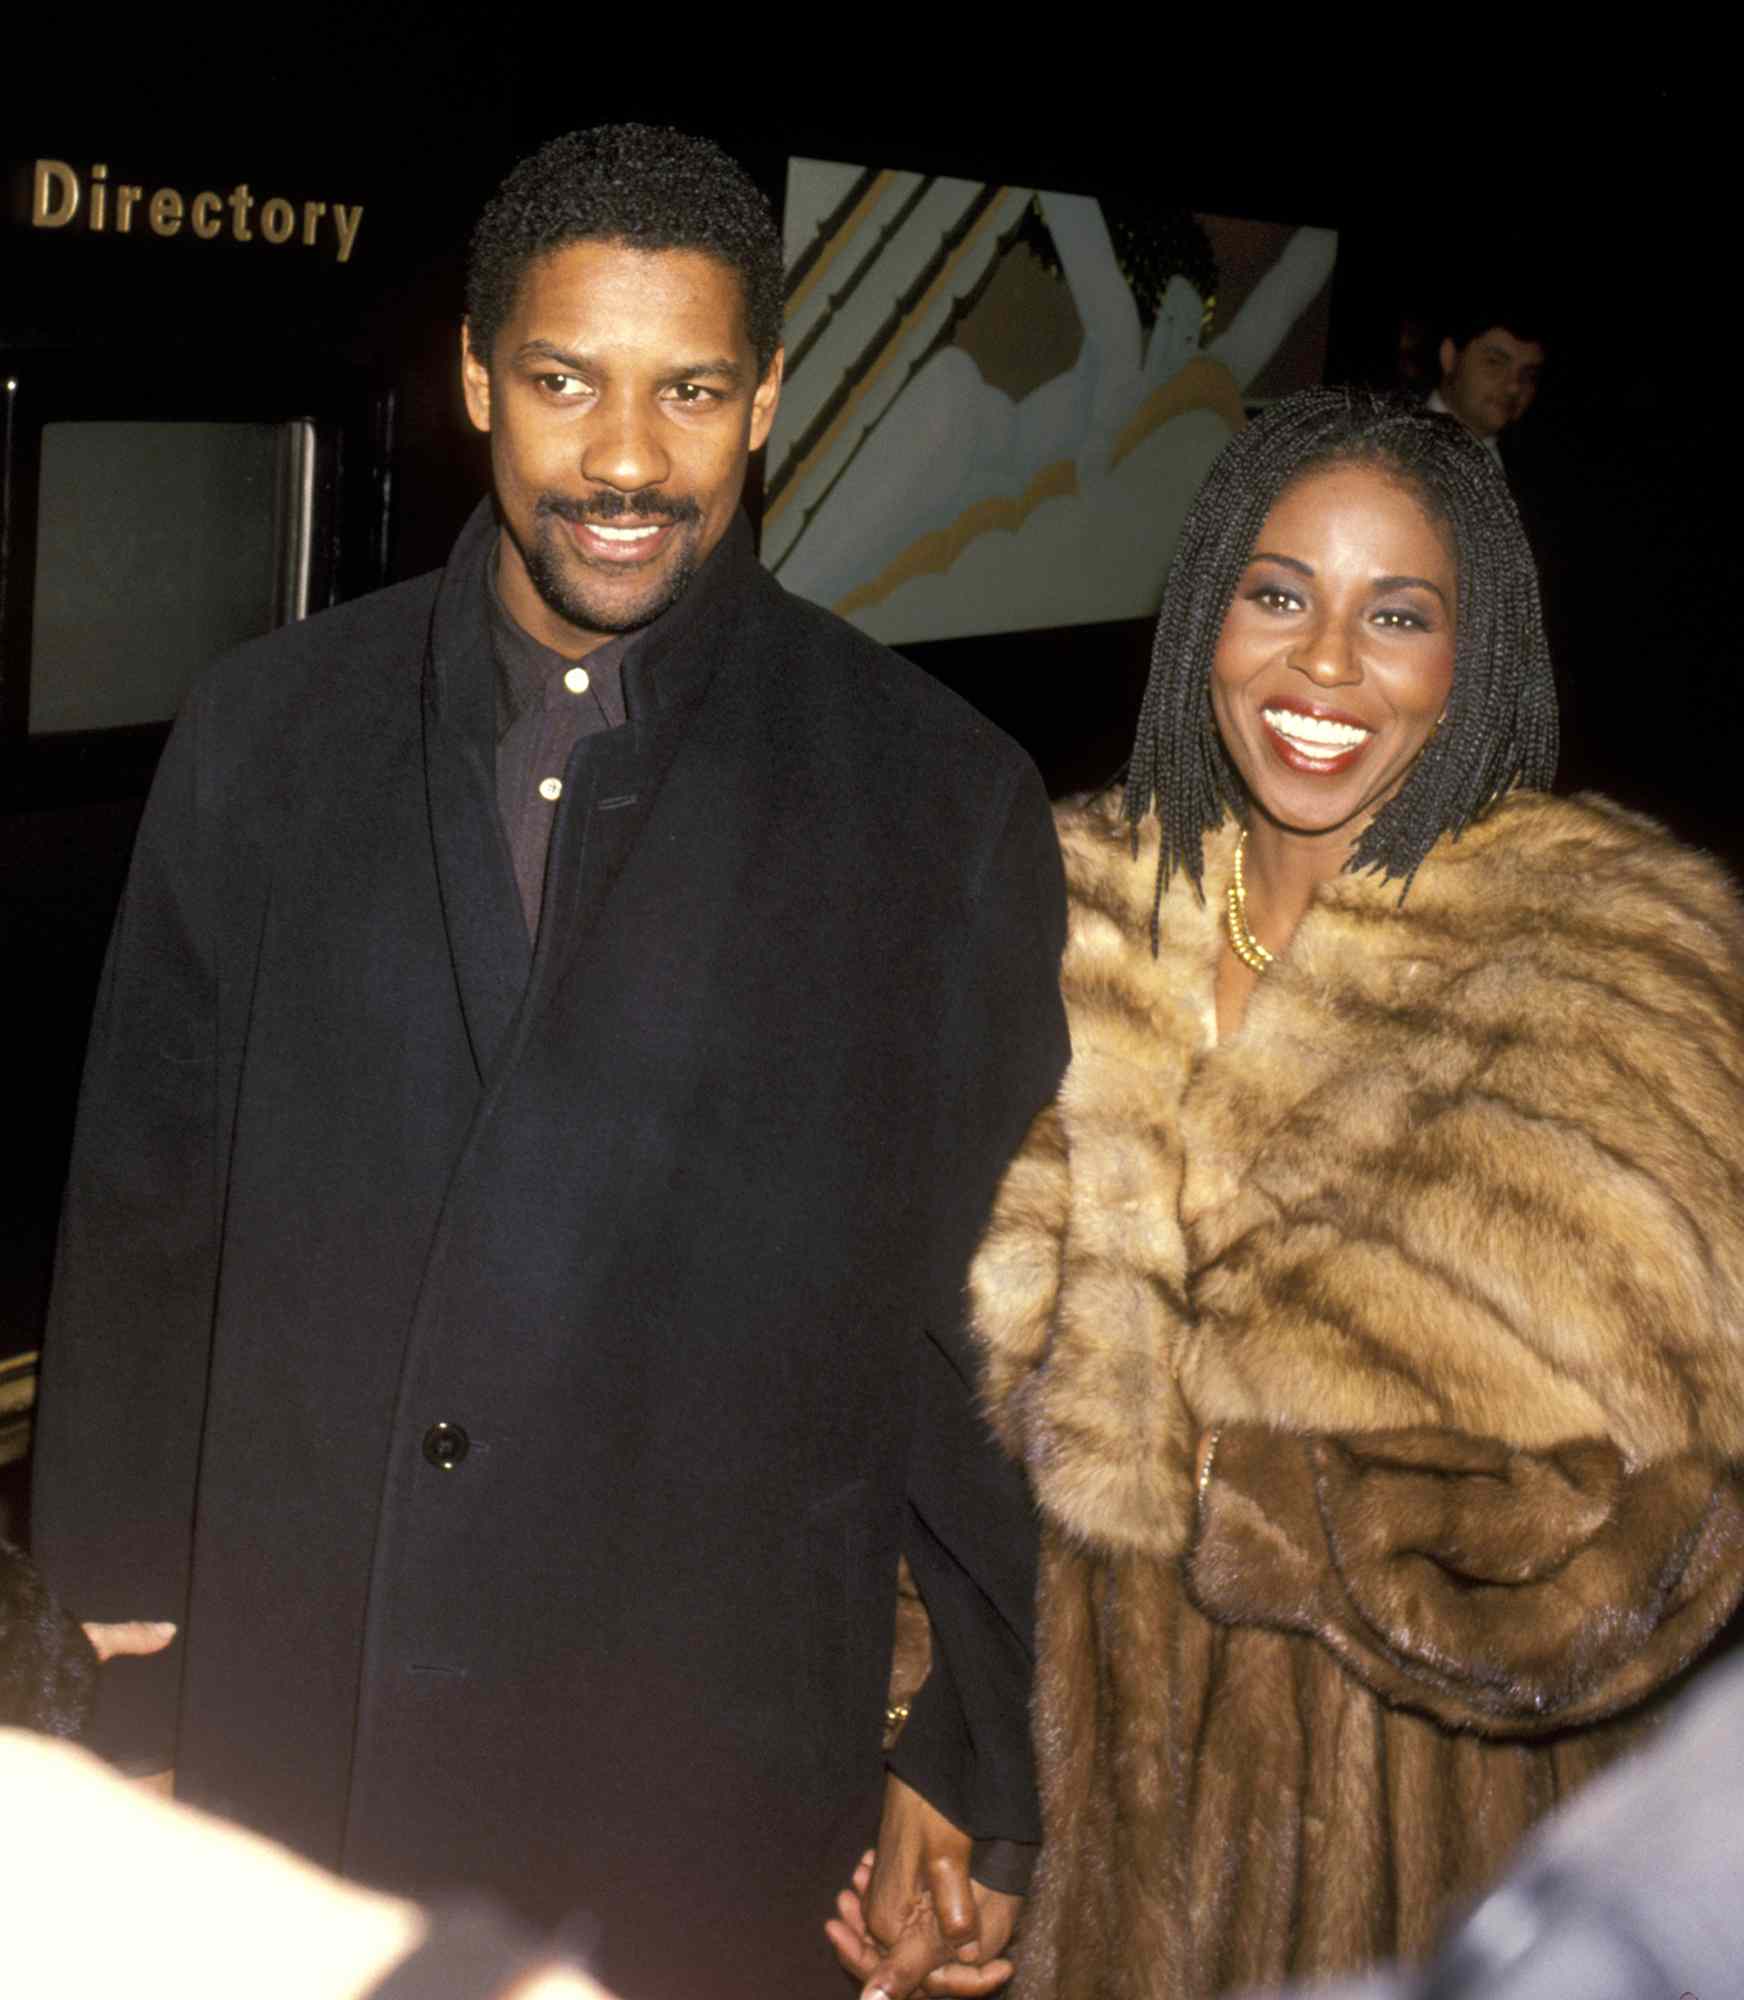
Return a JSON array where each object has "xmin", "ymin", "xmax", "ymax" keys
[{"xmin": 971, "ymin": 789, "xmax": 1744, "ymax": 1998}]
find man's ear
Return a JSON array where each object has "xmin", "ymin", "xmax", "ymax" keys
[
  {"xmin": 749, "ymin": 346, "xmax": 784, "ymax": 453},
  {"xmin": 461, "ymin": 320, "xmax": 492, "ymax": 435},
  {"xmin": 1438, "ymin": 336, "xmax": 1458, "ymax": 384}
]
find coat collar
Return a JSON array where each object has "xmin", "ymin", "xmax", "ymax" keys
[
  {"xmin": 973, "ymin": 789, "xmax": 1744, "ymax": 1559},
  {"xmin": 424, "ymin": 498, "xmax": 760, "ymax": 743},
  {"xmin": 421, "ymin": 499, "xmax": 526, "ymax": 1080},
  {"xmin": 419, "ymin": 497, "xmax": 766, "ymax": 1082}
]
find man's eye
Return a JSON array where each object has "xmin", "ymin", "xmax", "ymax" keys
[
  {"xmin": 538, "ymin": 374, "xmax": 588, "ymax": 398},
  {"xmin": 667, "ymin": 383, "xmax": 718, "ymax": 405}
]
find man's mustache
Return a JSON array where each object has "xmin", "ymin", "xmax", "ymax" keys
[{"xmin": 537, "ymin": 491, "xmax": 702, "ymax": 526}]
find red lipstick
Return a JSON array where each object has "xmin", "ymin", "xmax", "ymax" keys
[{"xmin": 1258, "ymin": 696, "xmax": 1375, "ymax": 776}]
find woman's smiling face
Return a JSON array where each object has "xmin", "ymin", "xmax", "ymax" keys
[{"xmin": 1210, "ymin": 460, "xmax": 1458, "ymax": 840}]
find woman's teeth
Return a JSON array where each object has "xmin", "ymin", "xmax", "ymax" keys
[{"xmin": 1263, "ymin": 707, "xmax": 1371, "ymax": 749}]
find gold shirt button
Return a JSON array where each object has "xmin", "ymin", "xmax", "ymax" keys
[
  {"xmin": 564, "ymin": 666, "xmax": 590, "ymax": 694},
  {"xmin": 538, "ymin": 777, "xmax": 563, "ymax": 802}
]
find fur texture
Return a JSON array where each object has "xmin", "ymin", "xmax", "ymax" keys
[{"xmin": 973, "ymin": 789, "xmax": 1744, "ymax": 1996}]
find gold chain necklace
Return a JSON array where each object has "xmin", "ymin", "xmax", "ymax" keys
[{"xmin": 1225, "ymin": 829, "xmax": 1275, "ymax": 974}]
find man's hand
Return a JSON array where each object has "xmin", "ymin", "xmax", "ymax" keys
[
  {"xmin": 81, "ymin": 1618, "xmax": 177, "ymax": 1662},
  {"xmin": 825, "ymin": 1774, "xmax": 1021, "ymax": 1999},
  {"xmin": 80, "ymin": 1621, "xmax": 178, "ymax": 1793}
]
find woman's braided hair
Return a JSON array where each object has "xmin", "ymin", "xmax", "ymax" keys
[{"xmin": 1122, "ymin": 388, "xmax": 1558, "ymax": 931}]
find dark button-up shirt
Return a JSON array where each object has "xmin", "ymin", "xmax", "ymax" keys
[
  {"xmin": 488, "ymin": 555, "xmax": 631, "ymax": 939},
  {"xmin": 483, "ymin": 535, "xmax": 731, "ymax": 952}
]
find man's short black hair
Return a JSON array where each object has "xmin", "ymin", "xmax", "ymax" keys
[
  {"xmin": 465, "ymin": 124, "xmax": 784, "ymax": 376},
  {"xmin": 1443, "ymin": 300, "xmax": 1548, "ymax": 352}
]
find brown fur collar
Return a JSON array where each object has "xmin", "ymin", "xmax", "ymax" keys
[{"xmin": 972, "ymin": 789, "xmax": 1744, "ymax": 1561}]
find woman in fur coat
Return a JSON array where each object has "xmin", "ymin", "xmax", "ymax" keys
[{"xmin": 967, "ymin": 392, "xmax": 1744, "ymax": 1998}]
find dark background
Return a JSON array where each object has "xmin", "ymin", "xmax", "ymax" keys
[{"xmin": 1, "ymin": 32, "xmax": 1730, "ymax": 1524}]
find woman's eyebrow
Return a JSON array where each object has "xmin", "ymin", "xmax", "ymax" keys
[
  {"xmin": 1248, "ymin": 551, "xmax": 1313, "ymax": 576},
  {"xmin": 1375, "ymin": 572, "xmax": 1450, "ymax": 606}
]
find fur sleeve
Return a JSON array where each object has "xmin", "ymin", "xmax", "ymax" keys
[
  {"xmin": 1188, "ymin": 1426, "xmax": 1744, "ymax": 1733},
  {"xmin": 970, "ymin": 801, "xmax": 1210, "ymax": 1557},
  {"xmin": 971, "ymin": 1097, "xmax": 1070, "ymax": 1460}
]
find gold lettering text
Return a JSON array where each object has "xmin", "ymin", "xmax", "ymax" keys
[
  {"xmin": 30, "ymin": 163, "xmax": 364, "ymax": 262},
  {"xmin": 332, "ymin": 202, "xmax": 363, "ymax": 264},
  {"xmin": 32, "ymin": 159, "xmax": 80, "ymax": 227}
]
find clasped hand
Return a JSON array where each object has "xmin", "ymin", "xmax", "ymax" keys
[{"xmin": 825, "ymin": 1774, "xmax": 1021, "ymax": 1999}]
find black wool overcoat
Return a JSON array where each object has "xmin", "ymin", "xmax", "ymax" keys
[{"xmin": 32, "ymin": 503, "xmax": 1068, "ymax": 1999}]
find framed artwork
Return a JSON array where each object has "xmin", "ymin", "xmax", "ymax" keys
[{"xmin": 766, "ymin": 160, "xmax": 1337, "ymax": 650}]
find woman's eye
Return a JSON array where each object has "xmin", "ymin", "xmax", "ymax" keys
[
  {"xmin": 1373, "ymin": 607, "xmax": 1427, "ymax": 630},
  {"xmin": 1253, "ymin": 587, "xmax": 1301, "ymax": 612}
]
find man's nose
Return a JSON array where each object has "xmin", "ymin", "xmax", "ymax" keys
[{"xmin": 581, "ymin": 395, "xmax": 670, "ymax": 494}]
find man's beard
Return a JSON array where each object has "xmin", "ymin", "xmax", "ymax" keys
[{"xmin": 522, "ymin": 488, "xmax": 705, "ymax": 638}]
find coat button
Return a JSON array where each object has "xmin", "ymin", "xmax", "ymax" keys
[{"xmin": 422, "ymin": 1421, "xmax": 470, "ymax": 1469}]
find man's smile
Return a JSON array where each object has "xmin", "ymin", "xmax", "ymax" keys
[{"xmin": 562, "ymin": 514, "xmax": 682, "ymax": 565}]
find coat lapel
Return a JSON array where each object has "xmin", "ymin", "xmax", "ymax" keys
[
  {"xmin": 528, "ymin": 513, "xmax": 761, "ymax": 1023},
  {"xmin": 420, "ymin": 501, "xmax": 532, "ymax": 1081},
  {"xmin": 488, "ymin": 540, "xmax": 778, "ymax": 1273}
]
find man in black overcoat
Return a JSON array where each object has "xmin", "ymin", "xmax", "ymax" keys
[{"xmin": 31, "ymin": 126, "xmax": 1067, "ymax": 2000}]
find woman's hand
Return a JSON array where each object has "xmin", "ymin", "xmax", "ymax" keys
[{"xmin": 825, "ymin": 1777, "xmax": 1020, "ymax": 1998}]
